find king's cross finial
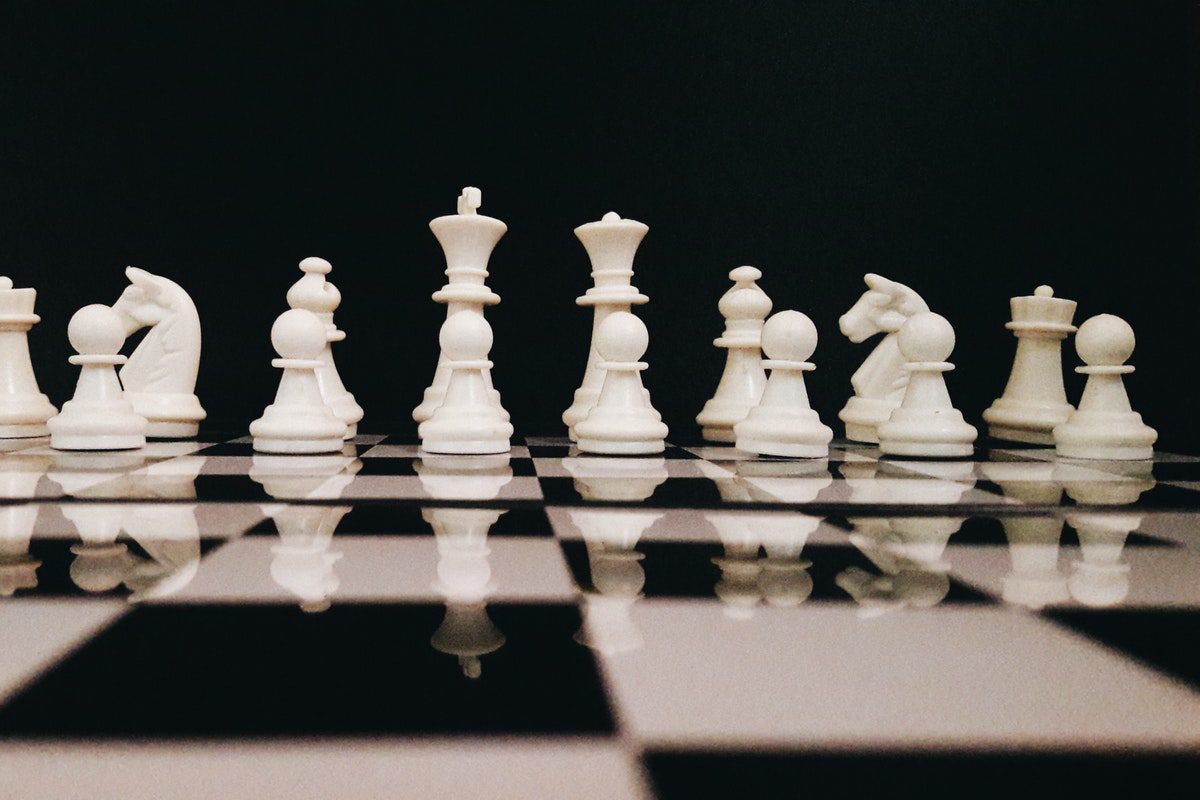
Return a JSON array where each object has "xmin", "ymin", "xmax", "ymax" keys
[{"xmin": 457, "ymin": 186, "xmax": 482, "ymax": 215}]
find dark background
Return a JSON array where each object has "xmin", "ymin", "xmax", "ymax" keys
[{"xmin": 2, "ymin": 1, "xmax": 1197, "ymax": 448}]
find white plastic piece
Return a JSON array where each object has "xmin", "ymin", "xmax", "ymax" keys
[
  {"xmin": 983, "ymin": 285, "xmax": 1077, "ymax": 444},
  {"xmin": 413, "ymin": 187, "xmax": 509, "ymax": 423},
  {"xmin": 695, "ymin": 266, "xmax": 772, "ymax": 442},
  {"xmin": 418, "ymin": 311, "xmax": 513, "ymax": 455},
  {"xmin": 734, "ymin": 310, "xmax": 833, "ymax": 458},
  {"xmin": 286, "ymin": 256, "xmax": 364, "ymax": 439},
  {"xmin": 562, "ymin": 212, "xmax": 651, "ymax": 439},
  {"xmin": 250, "ymin": 309, "xmax": 348, "ymax": 454},
  {"xmin": 48, "ymin": 304, "xmax": 148, "ymax": 451},
  {"xmin": 110, "ymin": 267, "xmax": 206, "ymax": 438},
  {"xmin": 837, "ymin": 274, "xmax": 930, "ymax": 443},
  {"xmin": 0, "ymin": 276, "xmax": 58, "ymax": 437},
  {"xmin": 877, "ymin": 312, "xmax": 978, "ymax": 458},
  {"xmin": 575, "ymin": 311, "xmax": 668, "ymax": 454},
  {"xmin": 1053, "ymin": 314, "xmax": 1157, "ymax": 460}
]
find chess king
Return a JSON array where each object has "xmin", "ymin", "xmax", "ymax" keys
[
  {"xmin": 110, "ymin": 267, "xmax": 206, "ymax": 438},
  {"xmin": 836, "ymin": 274, "xmax": 929, "ymax": 443}
]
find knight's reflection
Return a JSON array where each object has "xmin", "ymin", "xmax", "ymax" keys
[
  {"xmin": 251, "ymin": 451, "xmax": 360, "ymax": 612},
  {"xmin": 565, "ymin": 455, "xmax": 667, "ymax": 655},
  {"xmin": 835, "ymin": 461, "xmax": 974, "ymax": 614},
  {"xmin": 427, "ymin": 507, "xmax": 506, "ymax": 678},
  {"xmin": 44, "ymin": 450, "xmax": 205, "ymax": 600}
]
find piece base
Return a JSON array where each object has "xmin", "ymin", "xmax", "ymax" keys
[
  {"xmin": 879, "ymin": 440, "xmax": 975, "ymax": 458},
  {"xmin": 576, "ymin": 438, "xmax": 666, "ymax": 455},
  {"xmin": 735, "ymin": 437, "xmax": 829, "ymax": 459},
  {"xmin": 986, "ymin": 425, "xmax": 1055, "ymax": 446},
  {"xmin": 252, "ymin": 436, "xmax": 346, "ymax": 454},
  {"xmin": 701, "ymin": 426, "xmax": 736, "ymax": 443},
  {"xmin": 50, "ymin": 433, "xmax": 145, "ymax": 451},
  {"xmin": 0, "ymin": 422, "xmax": 50, "ymax": 439},
  {"xmin": 843, "ymin": 423, "xmax": 881, "ymax": 444},
  {"xmin": 145, "ymin": 421, "xmax": 200, "ymax": 439},
  {"xmin": 1055, "ymin": 443, "xmax": 1155, "ymax": 461},
  {"xmin": 420, "ymin": 439, "xmax": 511, "ymax": 455}
]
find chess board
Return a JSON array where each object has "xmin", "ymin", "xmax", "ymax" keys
[{"xmin": 2, "ymin": 433, "xmax": 1200, "ymax": 799}]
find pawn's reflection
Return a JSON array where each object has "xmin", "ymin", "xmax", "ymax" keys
[
  {"xmin": 415, "ymin": 453, "xmax": 512, "ymax": 501},
  {"xmin": 571, "ymin": 506, "xmax": 658, "ymax": 656},
  {"xmin": 251, "ymin": 453, "xmax": 361, "ymax": 613},
  {"xmin": 562, "ymin": 455, "xmax": 668, "ymax": 502},
  {"xmin": 0, "ymin": 504, "xmax": 40, "ymax": 596},
  {"xmin": 707, "ymin": 508, "xmax": 816, "ymax": 619},
  {"xmin": 426, "ymin": 507, "xmax": 507, "ymax": 678}
]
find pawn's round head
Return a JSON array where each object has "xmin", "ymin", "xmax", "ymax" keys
[
  {"xmin": 1075, "ymin": 313, "xmax": 1135, "ymax": 366},
  {"xmin": 440, "ymin": 311, "xmax": 493, "ymax": 361},
  {"xmin": 898, "ymin": 311, "xmax": 955, "ymax": 362},
  {"xmin": 596, "ymin": 311, "xmax": 649, "ymax": 362},
  {"xmin": 271, "ymin": 308, "xmax": 327, "ymax": 359},
  {"xmin": 298, "ymin": 256, "xmax": 332, "ymax": 274},
  {"xmin": 0, "ymin": 277, "xmax": 13, "ymax": 290},
  {"xmin": 761, "ymin": 310, "xmax": 818, "ymax": 361},
  {"xmin": 68, "ymin": 304, "xmax": 126, "ymax": 355}
]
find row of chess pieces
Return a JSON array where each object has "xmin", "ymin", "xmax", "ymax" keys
[{"xmin": 0, "ymin": 186, "xmax": 1158, "ymax": 460}]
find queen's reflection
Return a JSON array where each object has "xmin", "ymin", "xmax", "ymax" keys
[{"xmin": 251, "ymin": 452, "xmax": 360, "ymax": 612}]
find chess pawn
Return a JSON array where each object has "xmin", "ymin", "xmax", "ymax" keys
[
  {"xmin": 418, "ymin": 311, "xmax": 513, "ymax": 455},
  {"xmin": 1053, "ymin": 314, "xmax": 1156, "ymax": 460},
  {"xmin": 563, "ymin": 212, "xmax": 651, "ymax": 439},
  {"xmin": 734, "ymin": 310, "xmax": 833, "ymax": 458},
  {"xmin": 575, "ymin": 311, "xmax": 668, "ymax": 455},
  {"xmin": 877, "ymin": 312, "xmax": 977, "ymax": 458},
  {"xmin": 983, "ymin": 285, "xmax": 1077, "ymax": 444},
  {"xmin": 250, "ymin": 309, "xmax": 348, "ymax": 454},
  {"xmin": 413, "ymin": 187, "xmax": 508, "ymax": 423},
  {"xmin": 0, "ymin": 277, "xmax": 58, "ymax": 437},
  {"xmin": 695, "ymin": 266, "xmax": 772, "ymax": 442},
  {"xmin": 286, "ymin": 257, "xmax": 364, "ymax": 439},
  {"xmin": 48, "ymin": 305, "xmax": 147, "ymax": 451}
]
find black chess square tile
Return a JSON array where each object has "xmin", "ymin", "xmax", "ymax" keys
[
  {"xmin": 375, "ymin": 434, "xmax": 421, "ymax": 446},
  {"xmin": 1147, "ymin": 462, "xmax": 1200, "ymax": 482},
  {"xmin": 246, "ymin": 504, "xmax": 553, "ymax": 536},
  {"xmin": 538, "ymin": 477, "xmax": 727, "ymax": 507},
  {"xmin": 644, "ymin": 750, "xmax": 1200, "ymax": 800},
  {"xmin": 1045, "ymin": 609, "xmax": 1200, "ymax": 690},
  {"xmin": 0, "ymin": 603, "xmax": 613, "ymax": 738}
]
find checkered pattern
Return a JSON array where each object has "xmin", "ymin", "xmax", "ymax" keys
[{"xmin": 1, "ymin": 435, "xmax": 1199, "ymax": 798}]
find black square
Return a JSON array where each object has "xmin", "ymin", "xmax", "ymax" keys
[
  {"xmin": 247, "ymin": 504, "xmax": 554, "ymax": 536},
  {"xmin": 0, "ymin": 603, "xmax": 613, "ymax": 738},
  {"xmin": 1045, "ymin": 609, "xmax": 1200, "ymax": 690},
  {"xmin": 538, "ymin": 476, "xmax": 727, "ymax": 507}
]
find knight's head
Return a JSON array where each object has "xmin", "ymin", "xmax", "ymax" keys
[
  {"xmin": 111, "ymin": 267, "xmax": 170, "ymax": 332},
  {"xmin": 838, "ymin": 273, "xmax": 929, "ymax": 342}
]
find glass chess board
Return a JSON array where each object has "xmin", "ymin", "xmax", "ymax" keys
[{"xmin": 1, "ymin": 434, "xmax": 1199, "ymax": 798}]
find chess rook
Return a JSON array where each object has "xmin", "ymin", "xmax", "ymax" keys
[
  {"xmin": 695, "ymin": 266, "xmax": 772, "ymax": 442},
  {"xmin": 1053, "ymin": 313, "xmax": 1156, "ymax": 460},
  {"xmin": 250, "ymin": 309, "xmax": 348, "ymax": 454},
  {"xmin": 287, "ymin": 256, "xmax": 364, "ymax": 439},
  {"xmin": 562, "ymin": 212, "xmax": 651, "ymax": 440},
  {"xmin": 983, "ymin": 285, "xmax": 1077, "ymax": 444},
  {"xmin": 575, "ymin": 311, "xmax": 668, "ymax": 454},
  {"xmin": 48, "ymin": 304, "xmax": 148, "ymax": 451},
  {"xmin": 837, "ymin": 274, "xmax": 930, "ymax": 443},
  {"xmin": 413, "ymin": 187, "xmax": 508, "ymax": 424},
  {"xmin": 418, "ymin": 311, "xmax": 513, "ymax": 455},
  {"xmin": 734, "ymin": 310, "xmax": 833, "ymax": 458},
  {"xmin": 0, "ymin": 277, "xmax": 58, "ymax": 438},
  {"xmin": 877, "ymin": 312, "xmax": 977, "ymax": 458}
]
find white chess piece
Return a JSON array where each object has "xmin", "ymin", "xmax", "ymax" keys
[
  {"xmin": 49, "ymin": 305, "xmax": 148, "ymax": 451},
  {"xmin": 1053, "ymin": 314, "xmax": 1156, "ymax": 460},
  {"xmin": 418, "ymin": 311, "xmax": 513, "ymax": 455},
  {"xmin": 837, "ymin": 274, "xmax": 930, "ymax": 442},
  {"xmin": 562, "ymin": 212, "xmax": 650, "ymax": 439},
  {"xmin": 695, "ymin": 266, "xmax": 772, "ymax": 442},
  {"xmin": 250, "ymin": 309, "xmax": 348, "ymax": 454},
  {"xmin": 413, "ymin": 187, "xmax": 508, "ymax": 423},
  {"xmin": 983, "ymin": 285, "xmax": 1077, "ymax": 444},
  {"xmin": 734, "ymin": 310, "xmax": 832, "ymax": 458},
  {"xmin": 286, "ymin": 256, "xmax": 364, "ymax": 439},
  {"xmin": 877, "ymin": 312, "xmax": 977, "ymax": 458},
  {"xmin": 0, "ymin": 277, "xmax": 58, "ymax": 437},
  {"xmin": 574, "ymin": 311, "xmax": 668, "ymax": 455},
  {"xmin": 109, "ymin": 267, "xmax": 206, "ymax": 438}
]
